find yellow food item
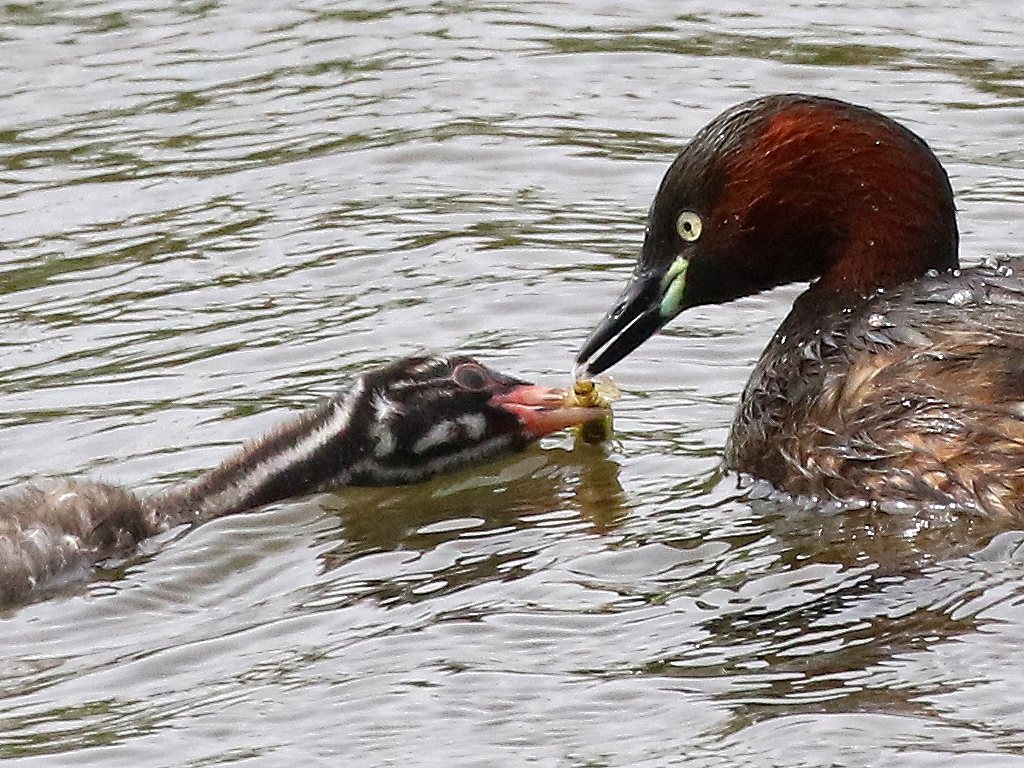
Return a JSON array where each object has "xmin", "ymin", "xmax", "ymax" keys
[{"xmin": 565, "ymin": 377, "xmax": 618, "ymax": 443}]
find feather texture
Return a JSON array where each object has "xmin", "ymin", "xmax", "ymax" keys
[{"xmin": 727, "ymin": 259, "xmax": 1024, "ymax": 517}]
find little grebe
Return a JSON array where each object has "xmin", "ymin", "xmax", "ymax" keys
[
  {"xmin": 577, "ymin": 93, "xmax": 1024, "ymax": 518},
  {"xmin": 0, "ymin": 355, "xmax": 607, "ymax": 604}
]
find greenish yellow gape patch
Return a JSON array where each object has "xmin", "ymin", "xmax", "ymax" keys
[{"xmin": 660, "ymin": 256, "xmax": 689, "ymax": 318}]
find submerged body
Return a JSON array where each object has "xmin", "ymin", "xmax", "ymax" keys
[
  {"xmin": 577, "ymin": 93, "xmax": 1024, "ymax": 518},
  {"xmin": 727, "ymin": 260, "xmax": 1024, "ymax": 516},
  {"xmin": 0, "ymin": 356, "xmax": 607, "ymax": 604}
]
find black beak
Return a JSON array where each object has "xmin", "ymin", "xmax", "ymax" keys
[{"xmin": 576, "ymin": 271, "xmax": 665, "ymax": 375}]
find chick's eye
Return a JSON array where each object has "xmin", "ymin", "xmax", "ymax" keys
[
  {"xmin": 675, "ymin": 210, "xmax": 702, "ymax": 242},
  {"xmin": 453, "ymin": 363, "xmax": 488, "ymax": 391}
]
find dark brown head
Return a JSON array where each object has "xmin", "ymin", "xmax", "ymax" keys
[{"xmin": 577, "ymin": 93, "xmax": 959, "ymax": 374}]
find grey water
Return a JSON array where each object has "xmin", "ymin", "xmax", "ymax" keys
[{"xmin": 2, "ymin": 1, "xmax": 1024, "ymax": 765}]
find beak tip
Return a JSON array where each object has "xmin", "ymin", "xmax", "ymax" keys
[{"xmin": 576, "ymin": 272, "xmax": 666, "ymax": 377}]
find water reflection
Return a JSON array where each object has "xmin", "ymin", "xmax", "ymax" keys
[
  {"xmin": 310, "ymin": 444, "xmax": 628, "ymax": 609},
  {"xmin": 631, "ymin": 496, "xmax": 1024, "ymax": 739}
]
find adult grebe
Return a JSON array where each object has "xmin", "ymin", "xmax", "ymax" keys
[
  {"xmin": 0, "ymin": 355, "xmax": 607, "ymax": 604},
  {"xmin": 577, "ymin": 93, "xmax": 1024, "ymax": 518}
]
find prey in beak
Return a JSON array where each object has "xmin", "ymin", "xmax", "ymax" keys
[{"xmin": 490, "ymin": 383, "xmax": 611, "ymax": 439}]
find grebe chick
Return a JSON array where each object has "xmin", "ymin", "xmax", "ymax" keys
[
  {"xmin": 577, "ymin": 93, "xmax": 1024, "ymax": 518},
  {"xmin": 0, "ymin": 355, "xmax": 607, "ymax": 604}
]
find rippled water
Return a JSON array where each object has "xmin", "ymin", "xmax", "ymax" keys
[{"xmin": 2, "ymin": 1, "xmax": 1024, "ymax": 765}]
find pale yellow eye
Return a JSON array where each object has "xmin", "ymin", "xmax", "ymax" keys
[{"xmin": 675, "ymin": 211, "xmax": 702, "ymax": 242}]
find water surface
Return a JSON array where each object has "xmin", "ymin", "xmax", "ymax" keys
[{"xmin": 2, "ymin": 1, "xmax": 1024, "ymax": 765}]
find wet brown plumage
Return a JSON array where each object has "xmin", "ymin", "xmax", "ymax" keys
[
  {"xmin": 727, "ymin": 263, "xmax": 1024, "ymax": 516},
  {"xmin": 0, "ymin": 480, "xmax": 154, "ymax": 604}
]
